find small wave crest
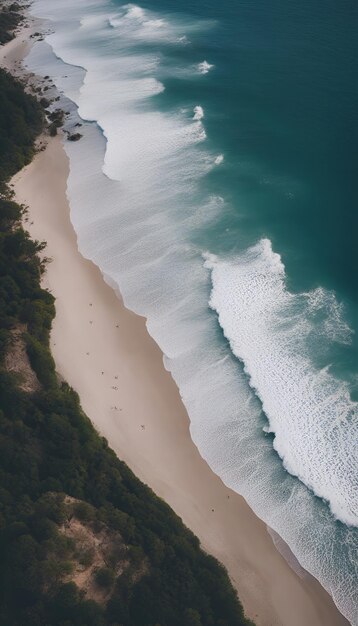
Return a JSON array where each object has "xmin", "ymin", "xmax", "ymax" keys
[
  {"xmin": 198, "ymin": 60, "xmax": 214, "ymax": 74},
  {"xmin": 108, "ymin": 3, "xmax": 213, "ymax": 46},
  {"xmin": 193, "ymin": 105, "xmax": 204, "ymax": 120},
  {"xmin": 122, "ymin": 3, "xmax": 145, "ymax": 20},
  {"xmin": 205, "ymin": 239, "xmax": 358, "ymax": 526}
]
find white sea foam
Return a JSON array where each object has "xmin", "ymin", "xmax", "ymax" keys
[
  {"xmin": 26, "ymin": 0, "xmax": 358, "ymax": 622},
  {"xmin": 123, "ymin": 3, "xmax": 145, "ymax": 20},
  {"xmin": 198, "ymin": 60, "xmax": 214, "ymax": 74},
  {"xmin": 205, "ymin": 239, "xmax": 358, "ymax": 526},
  {"xmin": 193, "ymin": 105, "xmax": 204, "ymax": 120},
  {"xmin": 108, "ymin": 3, "xmax": 213, "ymax": 45}
]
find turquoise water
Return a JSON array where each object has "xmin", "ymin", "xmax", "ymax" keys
[
  {"xmin": 26, "ymin": 0, "xmax": 358, "ymax": 622},
  {"xmin": 142, "ymin": 0, "xmax": 358, "ymax": 391}
]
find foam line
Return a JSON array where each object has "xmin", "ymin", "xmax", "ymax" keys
[{"xmin": 205, "ymin": 239, "xmax": 358, "ymax": 525}]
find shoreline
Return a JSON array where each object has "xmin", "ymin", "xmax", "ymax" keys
[
  {"xmin": 3, "ymin": 27, "xmax": 349, "ymax": 626},
  {"xmin": 12, "ymin": 137, "xmax": 349, "ymax": 626}
]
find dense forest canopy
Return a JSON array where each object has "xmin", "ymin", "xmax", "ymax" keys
[
  {"xmin": 0, "ymin": 68, "xmax": 43, "ymax": 184},
  {"xmin": 0, "ymin": 4, "xmax": 22, "ymax": 45},
  {"xmin": 0, "ymin": 51, "xmax": 254, "ymax": 626}
]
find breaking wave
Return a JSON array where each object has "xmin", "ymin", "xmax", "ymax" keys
[{"xmin": 205, "ymin": 239, "xmax": 358, "ymax": 526}]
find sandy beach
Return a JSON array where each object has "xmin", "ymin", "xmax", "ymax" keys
[
  {"xmin": 12, "ymin": 138, "xmax": 350, "ymax": 626},
  {"xmin": 2, "ymin": 27, "xmax": 349, "ymax": 626}
]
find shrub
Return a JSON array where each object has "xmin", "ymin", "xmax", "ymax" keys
[{"xmin": 95, "ymin": 567, "xmax": 115, "ymax": 589}]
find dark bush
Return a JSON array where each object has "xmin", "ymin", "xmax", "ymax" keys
[{"xmin": 95, "ymin": 567, "xmax": 115, "ymax": 589}]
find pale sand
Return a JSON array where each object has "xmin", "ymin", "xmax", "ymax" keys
[
  {"xmin": 11, "ymin": 135, "xmax": 349, "ymax": 626},
  {"xmin": 2, "ymin": 22, "xmax": 348, "ymax": 626},
  {"xmin": 0, "ymin": 22, "xmax": 34, "ymax": 73}
]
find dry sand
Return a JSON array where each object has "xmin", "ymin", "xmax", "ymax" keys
[
  {"xmin": 2, "ymin": 25, "xmax": 349, "ymax": 626},
  {"xmin": 0, "ymin": 20, "xmax": 35, "ymax": 73}
]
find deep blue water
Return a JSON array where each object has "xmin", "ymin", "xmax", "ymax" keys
[{"xmin": 138, "ymin": 0, "xmax": 358, "ymax": 393}]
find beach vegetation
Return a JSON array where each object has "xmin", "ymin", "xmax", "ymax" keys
[
  {"xmin": 0, "ymin": 5, "xmax": 22, "ymax": 44},
  {"xmin": 0, "ymin": 67, "xmax": 255, "ymax": 625},
  {"xmin": 95, "ymin": 567, "xmax": 116, "ymax": 588},
  {"xmin": 0, "ymin": 69, "xmax": 43, "ymax": 184},
  {"xmin": 49, "ymin": 122, "xmax": 58, "ymax": 136}
]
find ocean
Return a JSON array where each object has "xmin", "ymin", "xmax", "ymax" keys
[{"xmin": 26, "ymin": 0, "xmax": 358, "ymax": 622}]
